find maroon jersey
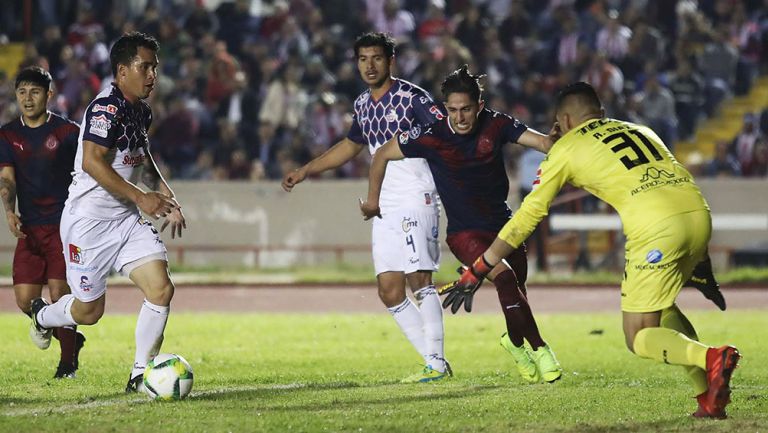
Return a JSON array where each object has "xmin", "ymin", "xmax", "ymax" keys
[
  {"xmin": 0, "ymin": 113, "xmax": 79, "ymax": 225},
  {"xmin": 398, "ymin": 108, "xmax": 527, "ymax": 234}
]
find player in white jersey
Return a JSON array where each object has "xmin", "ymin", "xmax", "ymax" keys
[
  {"xmin": 29, "ymin": 32, "xmax": 185, "ymax": 393},
  {"xmin": 282, "ymin": 32, "xmax": 449, "ymax": 382}
]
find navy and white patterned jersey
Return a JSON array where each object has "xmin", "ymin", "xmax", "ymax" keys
[
  {"xmin": 67, "ymin": 84, "xmax": 151, "ymax": 220},
  {"xmin": 0, "ymin": 113, "xmax": 79, "ymax": 225},
  {"xmin": 347, "ymin": 78, "xmax": 445, "ymax": 212},
  {"xmin": 398, "ymin": 108, "xmax": 528, "ymax": 234}
]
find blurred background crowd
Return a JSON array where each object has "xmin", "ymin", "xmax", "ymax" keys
[{"xmin": 0, "ymin": 0, "xmax": 767, "ymax": 181}]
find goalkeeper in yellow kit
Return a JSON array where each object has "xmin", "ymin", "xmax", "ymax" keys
[{"xmin": 442, "ymin": 82, "xmax": 739, "ymax": 419}]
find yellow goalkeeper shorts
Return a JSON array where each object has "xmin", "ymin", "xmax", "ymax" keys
[{"xmin": 621, "ymin": 210, "xmax": 711, "ymax": 313}]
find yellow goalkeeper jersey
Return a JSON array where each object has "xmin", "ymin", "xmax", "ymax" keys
[{"xmin": 500, "ymin": 118, "xmax": 709, "ymax": 246}]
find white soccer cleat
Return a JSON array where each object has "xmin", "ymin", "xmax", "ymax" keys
[{"xmin": 29, "ymin": 298, "xmax": 53, "ymax": 350}]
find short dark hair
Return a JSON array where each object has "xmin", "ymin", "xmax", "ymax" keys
[
  {"xmin": 110, "ymin": 31, "xmax": 160, "ymax": 76},
  {"xmin": 555, "ymin": 81, "xmax": 602, "ymax": 112},
  {"xmin": 440, "ymin": 64, "xmax": 485, "ymax": 101},
  {"xmin": 353, "ymin": 32, "xmax": 396, "ymax": 58},
  {"xmin": 15, "ymin": 66, "xmax": 53, "ymax": 91}
]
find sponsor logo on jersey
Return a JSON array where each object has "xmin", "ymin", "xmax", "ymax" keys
[
  {"xmin": 92, "ymin": 103, "xmax": 118, "ymax": 114},
  {"xmin": 399, "ymin": 131, "xmax": 409, "ymax": 145},
  {"xmin": 44, "ymin": 135, "xmax": 59, "ymax": 150},
  {"xmin": 408, "ymin": 126, "xmax": 421, "ymax": 139},
  {"xmin": 478, "ymin": 136, "xmax": 493, "ymax": 155},
  {"xmin": 89, "ymin": 114, "xmax": 111, "ymax": 138},
  {"xmin": 639, "ymin": 167, "xmax": 675, "ymax": 183},
  {"xmin": 402, "ymin": 217, "xmax": 418, "ymax": 232},
  {"xmin": 12, "ymin": 141, "xmax": 23, "ymax": 151},
  {"xmin": 79, "ymin": 276, "xmax": 92, "ymax": 292},
  {"xmin": 646, "ymin": 249, "xmax": 663, "ymax": 264},
  {"xmin": 385, "ymin": 108, "xmax": 398, "ymax": 123},
  {"xmin": 419, "ymin": 96, "xmax": 428, "ymax": 104},
  {"xmin": 395, "ymin": 89, "xmax": 413, "ymax": 98},
  {"xmin": 424, "ymin": 193, "xmax": 432, "ymax": 205},
  {"xmin": 69, "ymin": 244, "xmax": 83, "ymax": 264},
  {"xmin": 631, "ymin": 167, "xmax": 690, "ymax": 196},
  {"xmin": 634, "ymin": 262, "xmax": 675, "ymax": 271},
  {"xmin": 122, "ymin": 153, "xmax": 146, "ymax": 166},
  {"xmin": 429, "ymin": 105, "xmax": 445, "ymax": 120}
]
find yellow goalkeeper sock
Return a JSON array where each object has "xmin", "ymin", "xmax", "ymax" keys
[
  {"xmin": 633, "ymin": 327, "xmax": 708, "ymax": 369},
  {"xmin": 660, "ymin": 305, "xmax": 708, "ymax": 396}
]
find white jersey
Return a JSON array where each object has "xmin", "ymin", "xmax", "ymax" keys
[
  {"xmin": 66, "ymin": 84, "xmax": 151, "ymax": 220},
  {"xmin": 347, "ymin": 78, "xmax": 445, "ymax": 212}
]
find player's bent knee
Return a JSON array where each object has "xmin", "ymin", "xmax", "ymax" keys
[
  {"xmin": 145, "ymin": 281, "xmax": 175, "ymax": 307},
  {"xmin": 377, "ymin": 285, "xmax": 406, "ymax": 308},
  {"xmin": 405, "ymin": 270, "xmax": 432, "ymax": 291},
  {"xmin": 70, "ymin": 296, "xmax": 106, "ymax": 325},
  {"xmin": 72, "ymin": 304, "xmax": 105, "ymax": 325}
]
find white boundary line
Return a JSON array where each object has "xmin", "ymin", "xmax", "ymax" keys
[{"xmin": 550, "ymin": 213, "xmax": 768, "ymax": 231}]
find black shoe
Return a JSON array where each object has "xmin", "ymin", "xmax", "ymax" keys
[
  {"xmin": 125, "ymin": 374, "xmax": 144, "ymax": 393},
  {"xmin": 73, "ymin": 331, "xmax": 86, "ymax": 371},
  {"xmin": 54, "ymin": 361, "xmax": 77, "ymax": 379},
  {"xmin": 685, "ymin": 259, "xmax": 726, "ymax": 311}
]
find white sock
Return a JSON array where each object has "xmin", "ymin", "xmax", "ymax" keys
[
  {"xmin": 37, "ymin": 294, "xmax": 78, "ymax": 328},
  {"xmin": 132, "ymin": 299, "xmax": 169, "ymax": 378},
  {"xmin": 387, "ymin": 297, "xmax": 429, "ymax": 364},
  {"xmin": 415, "ymin": 285, "xmax": 446, "ymax": 372}
]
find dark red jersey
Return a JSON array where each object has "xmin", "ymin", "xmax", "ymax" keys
[
  {"xmin": 398, "ymin": 108, "xmax": 527, "ymax": 234},
  {"xmin": 0, "ymin": 113, "xmax": 79, "ymax": 225}
]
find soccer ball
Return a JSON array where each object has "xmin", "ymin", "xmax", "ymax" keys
[{"xmin": 143, "ymin": 353, "xmax": 194, "ymax": 401}]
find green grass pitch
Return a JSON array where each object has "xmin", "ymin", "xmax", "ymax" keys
[{"xmin": 1, "ymin": 311, "xmax": 766, "ymax": 432}]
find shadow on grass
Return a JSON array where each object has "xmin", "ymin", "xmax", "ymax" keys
[{"xmin": 191, "ymin": 380, "xmax": 501, "ymax": 412}]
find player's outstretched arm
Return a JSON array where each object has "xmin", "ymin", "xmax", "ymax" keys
[
  {"xmin": 360, "ymin": 137, "xmax": 404, "ymax": 220},
  {"xmin": 516, "ymin": 127, "xmax": 559, "ymax": 153},
  {"xmin": 281, "ymin": 138, "xmax": 365, "ymax": 192},
  {"xmin": 0, "ymin": 167, "xmax": 25, "ymax": 238},
  {"xmin": 82, "ymin": 140, "xmax": 176, "ymax": 220}
]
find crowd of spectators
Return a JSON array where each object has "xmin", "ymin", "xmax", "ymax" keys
[
  {"xmin": 702, "ymin": 110, "xmax": 768, "ymax": 177},
  {"xmin": 1, "ymin": 0, "xmax": 767, "ymax": 181}
]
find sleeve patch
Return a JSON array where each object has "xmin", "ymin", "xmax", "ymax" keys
[
  {"xmin": 89, "ymin": 114, "xmax": 111, "ymax": 138},
  {"xmin": 399, "ymin": 131, "xmax": 409, "ymax": 145},
  {"xmin": 429, "ymin": 105, "xmax": 445, "ymax": 120},
  {"xmin": 92, "ymin": 104, "xmax": 118, "ymax": 114}
]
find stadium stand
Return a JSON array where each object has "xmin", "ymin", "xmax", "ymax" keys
[{"xmin": 0, "ymin": 0, "xmax": 766, "ymax": 183}]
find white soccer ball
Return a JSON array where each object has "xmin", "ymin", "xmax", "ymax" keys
[{"xmin": 143, "ymin": 353, "xmax": 194, "ymax": 401}]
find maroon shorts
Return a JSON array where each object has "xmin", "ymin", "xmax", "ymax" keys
[
  {"xmin": 445, "ymin": 229, "xmax": 528, "ymax": 285},
  {"xmin": 13, "ymin": 224, "xmax": 66, "ymax": 285}
]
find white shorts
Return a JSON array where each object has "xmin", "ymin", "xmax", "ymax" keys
[
  {"xmin": 60, "ymin": 210, "xmax": 168, "ymax": 302},
  {"xmin": 372, "ymin": 206, "xmax": 440, "ymax": 276}
]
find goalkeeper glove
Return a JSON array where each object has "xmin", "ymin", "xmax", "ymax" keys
[{"xmin": 438, "ymin": 255, "xmax": 494, "ymax": 314}]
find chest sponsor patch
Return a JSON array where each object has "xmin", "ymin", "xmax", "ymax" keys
[
  {"xmin": 122, "ymin": 153, "xmax": 146, "ymax": 166},
  {"xmin": 89, "ymin": 114, "xmax": 111, "ymax": 138},
  {"xmin": 385, "ymin": 109, "xmax": 398, "ymax": 123}
]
